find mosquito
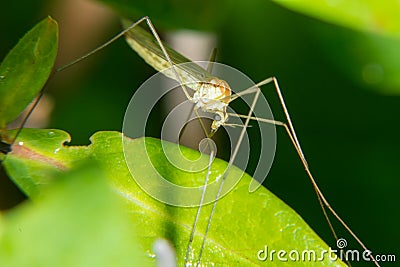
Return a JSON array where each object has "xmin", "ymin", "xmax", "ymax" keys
[{"xmin": 2, "ymin": 16, "xmax": 379, "ymax": 267}]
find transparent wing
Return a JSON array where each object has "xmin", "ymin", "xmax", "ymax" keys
[{"xmin": 122, "ymin": 19, "xmax": 214, "ymax": 88}]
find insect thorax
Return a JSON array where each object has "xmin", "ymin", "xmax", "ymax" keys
[{"xmin": 192, "ymin": 78, "xmax": 231, "ymax": 131}]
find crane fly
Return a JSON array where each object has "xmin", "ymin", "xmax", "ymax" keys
[{"xmin": 113, "ymin": 17, "xmax": 380, "ymax": 266}]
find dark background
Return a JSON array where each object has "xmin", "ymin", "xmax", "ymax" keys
[{"xmin": 1, "ymin": 0, "xmax": 399, "ymax": 265}]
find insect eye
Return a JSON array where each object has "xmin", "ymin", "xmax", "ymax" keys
[{"xmin": 214, "ymin": 114, "xmax": 221, "ymax": 121}]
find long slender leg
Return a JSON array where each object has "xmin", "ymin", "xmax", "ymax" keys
[
  {"xmin": 183, "ymin": 108, "xmax": 217, "ymax": 265},
  {"xmin": 226, "ymin": 77, "xmax": 379, "ymax": 266},
  {"xmin": 195, "ymin": 88, "xmax": 262, "ymax": 265},
  {"xmin": 184, "ymin": 143, "xmax": 215, "ymax": 264},
  {"xmin": 56, "ymin": 17, "xmax": 149, "ymax": 72},
  {"xmin": 9, "ymin": 85, "xmax": 46, "ymax": 146}
]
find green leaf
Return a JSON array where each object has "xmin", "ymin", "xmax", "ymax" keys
[
  {"xmin": 0, "ymin": 17, "xmax": 58, "ymax": 129},
  {"xmin": 0, "ymin": 162, "xmax": 149, "ymax": 267},
  {"xmin": 271, "ymin": 0, "xmax": 400, "ymax": 38},
  {"xmin": 3, "ymin": 129, "xmax": 347, "ymax": 266},
  {"xmin": 268, "ymin": 1, "xmax": 400, "ymax": 93}
]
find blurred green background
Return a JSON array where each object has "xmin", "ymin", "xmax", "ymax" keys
[{"xmin": 1, "ymin": 0, "xmax": 399, "ymax": 265}]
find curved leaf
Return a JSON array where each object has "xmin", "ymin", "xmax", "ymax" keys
[
  {"xmin": 3, "ymin": 129, "xmax": 347, "ymax": 266},
  {"xmin": 272, "ymin": 0, "xmax": 400, "ymax": 38},
  {"xmin": 0, "ymin": 163, "xmax": 149, "ymax": 267},
  {"xmin": 0, "ymin": 17, "xmax": 58, "ymax": 128}
]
